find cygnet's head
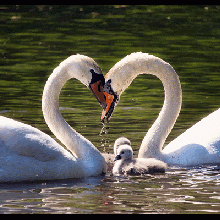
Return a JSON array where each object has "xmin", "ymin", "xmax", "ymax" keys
[
  {"xmin": 114, "ymin": 137, "xmax": 131, "ymax": 155},
  {"xmin": 114, "ymin": 145, "xmax": 133, "ymax": 162}
]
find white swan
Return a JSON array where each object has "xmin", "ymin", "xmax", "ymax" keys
[
  {"xmin": 0, "ymin": 54, "xmax": 107, "ymax": 182},
  {"xmin": 113, "ymin": 143, "xmax": 167, "ymax": 175},
  {"xmin": 101, "ymin": 52, "xmax": 220, "ymax": 166}
]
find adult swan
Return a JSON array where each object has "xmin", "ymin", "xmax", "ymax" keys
[
  {"xmin": 101, "ymin": 52, "xmax": 220, "ymax": 166},
  {"xmin": 0, "ymin": 54, "xmax": 107, "ymax": 182}
]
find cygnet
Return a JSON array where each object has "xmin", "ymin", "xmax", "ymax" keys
[
  {"xmin": 114, "ymin": 137, "xmax": 131, "ymax": 155},
  {"xmin": 102, "ymin": 137, "xmax": 131, "ymax": 170},
  {"xmin": 113, "ymin": 144, "xmax": 167, "ymax": 175}
]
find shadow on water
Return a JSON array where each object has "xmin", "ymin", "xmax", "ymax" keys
[{"xmin": 1, "ymin": 5, "xmax": 220, "ymax": 213}]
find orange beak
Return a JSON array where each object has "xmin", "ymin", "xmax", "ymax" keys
[
  {"xmin": 101, "ymin": 92, "xmax": 114, "ymax": 122},
  {"xmin": 89, "ymin": 80, "xmax": 107, "ymax": 110}
]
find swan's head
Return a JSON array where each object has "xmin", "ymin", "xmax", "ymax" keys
[
  {"xmin": 63, "ymin": 54, "xmax": 107, "ymax": 110},
  {"xmin": 88, "ymin": 68, "xmax": 107, "ymax": 110},
  {"xmin": 114, "ymin": 145, "xmax": 133, "ymax": 162},
  {"xmin": 114, "ymin": 137, "xmax": 131, "ymax": 155},
  {"xmin": 101, "ymin": 79, "xmax": 119, "ymax": 123},
  {"xmin": 101, "ymin": 52, "xmax": 142, "ymax": 122}
]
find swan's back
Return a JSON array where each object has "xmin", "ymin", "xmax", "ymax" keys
[
  {"xmin": 0, "ymin": 116, "xmax": 86, "ymax": 182},
  {"xmin": 0, "ymin": 116, "xmax": 67, "ymax": 161},
  {"xmin": 163, "ymin": 108, "xmax": 220, "ymax": 165}
]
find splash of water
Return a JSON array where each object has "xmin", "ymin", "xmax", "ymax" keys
[
  {"xmin": 99, "ymin": 122, "xmax": 109, "ymax": 136},
  {"xmin": 99, "ymin": 122, "xmax": 111, "ymax": 153}
]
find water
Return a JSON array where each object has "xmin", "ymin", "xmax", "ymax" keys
[
  {"xmin": 0, "ymin": 167, "xmax": 220, "ymax": 214},
  {"xmin": 0, "ymin": 5, "xmax": 220, "ymax": 213}
]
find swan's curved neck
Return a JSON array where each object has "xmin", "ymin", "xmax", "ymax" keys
[
  {"xmin": 42, "ymin": 65, "xmax": 87, "ymax": 158},
  {"xmin": 42, "ymin": 62, "xmax": 102, "ymax": 167},
  {"xmin": 107, "ymin": 53, "xmax": 182, "ymax": 158},
  {"xmin": 138, "ymin": 60, "xmax": 182, "ymax": 158}
]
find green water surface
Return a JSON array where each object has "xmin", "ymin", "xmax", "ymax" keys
[{"xmin": 0, "ymin": 5, "xmax": 220, "ymax": 213}]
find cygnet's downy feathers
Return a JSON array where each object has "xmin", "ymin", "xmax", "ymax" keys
[
  {"xmin": 102, "ymin": 137, "xmax": 131, "ymax": 172},
  {"xmin": 113, "ymin": 144, "xmax": 167, "ymax": 175},
  {"xmin": 114, "ymin": 137, "xmax": 131, "ymax": 155}
]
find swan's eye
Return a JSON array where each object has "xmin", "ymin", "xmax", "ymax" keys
[{"xmin": 121, "ymin": 151, "xmax": 124, "ymax": 154}]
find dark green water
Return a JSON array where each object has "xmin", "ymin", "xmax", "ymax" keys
[{"xmin": 0, "ymin": 5, "xmax": 220, "ymax": 213}]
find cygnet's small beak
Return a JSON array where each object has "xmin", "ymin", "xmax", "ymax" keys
[{"xmin": 114, "ymin": 155, "xmax": 122, "ymax": 161}]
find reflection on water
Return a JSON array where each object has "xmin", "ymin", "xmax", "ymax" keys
[
  {"xmin": 1, "ymin": 5, "xmax": 220, "ymax": 213},
  {"xmin": 0, "ymin": 166, "xmax": 220, "ymax": 214}
]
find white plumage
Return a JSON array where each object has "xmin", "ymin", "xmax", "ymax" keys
[
  {"xmin": 113, "ymin": 142, "xmax": 167, "ymax": 175},
  {"xmin": 104, "ymin": 52, "xmax": 220, "ymax": 166},
  {"xmin": 0, "ymin": 54, "xmax": 106, "ymax": 182}
]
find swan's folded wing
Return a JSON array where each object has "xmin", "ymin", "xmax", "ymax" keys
[
  {"xmin": 0, "ymin": 116, "xmax": 71, "ymax": 162},
  {"xmin": 164, "ymin": 109, "xmax": 220, "ymax": 155}
]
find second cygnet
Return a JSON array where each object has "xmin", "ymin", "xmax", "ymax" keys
[
  {"xmin": 113, "ymin": 141, "xmax": 167, "ymax": 176},
  {"xmin": 114, "ymin": 136, "xmax": 131, "ymax": 155}
]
